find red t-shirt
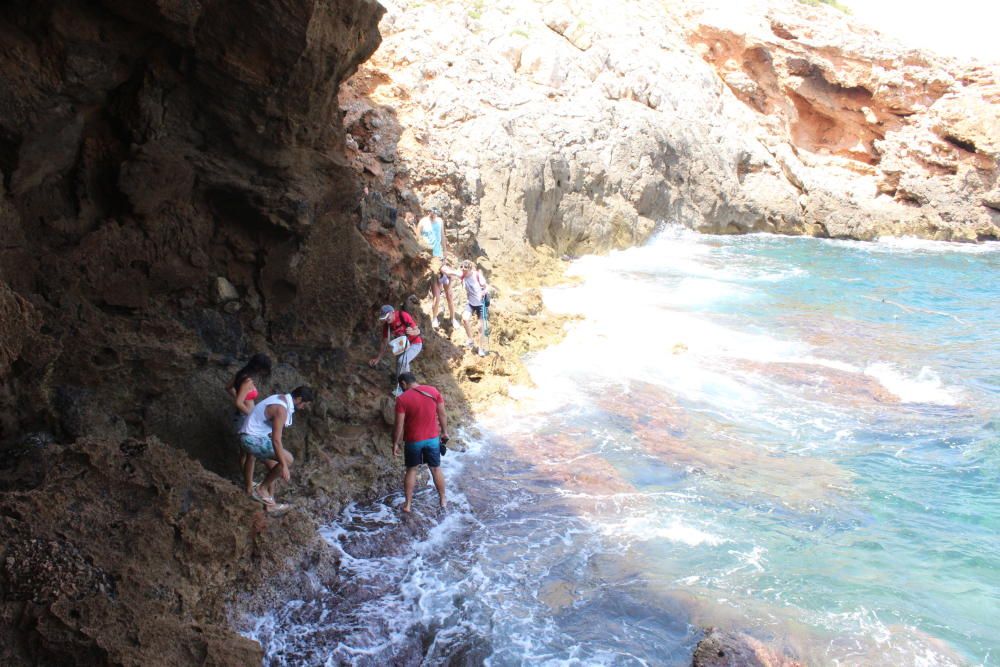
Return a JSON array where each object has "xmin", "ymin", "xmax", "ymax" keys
[
  {"xmin": 383, "ymin": 310, "xmax": 423, "ymax": 346},
  {"xmin": 395, "ymin": 385, "xmax": 443, "ymax": 442}
]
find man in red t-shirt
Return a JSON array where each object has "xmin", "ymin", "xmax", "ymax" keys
[
  {"xmin": 393, "ymin": 372, "xmax": 449, "ymax": 513},
  {"xmin": 369, "ymin": 304, "xmax": 423, "ymax": 394}
]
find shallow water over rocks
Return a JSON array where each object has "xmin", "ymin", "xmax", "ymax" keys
[{"xmin": 247, "ymin": 229, "xmax": 999, "ymax": 666}]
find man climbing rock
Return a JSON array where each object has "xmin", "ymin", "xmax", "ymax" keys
[
  {"xmin": 239, "ymin": 386, "xmax": 314, "ymax": 511},
  {"xmin": 393, "ymin": 372, "xmax": 449, "ymax": 513}
]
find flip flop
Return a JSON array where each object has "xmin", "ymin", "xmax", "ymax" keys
[
  {"xmin": 251, "ymin": 486, "xmax": 276, "ymax": 507},
  {"xmin": 266, "ymin": 503, "xmax": 292, "ymax": 515}
]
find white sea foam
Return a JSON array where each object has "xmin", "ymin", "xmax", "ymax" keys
[
  {"xmin": 819, "ymin": 235, "xmax": 1000, "ymax": 255},
  {"xmin": 597, "ymin": 514, "xmax": 726, "ymax": 547},
  {"xmin": 864, "ymin": 363, "xmax": 960, "ymax": 406}
]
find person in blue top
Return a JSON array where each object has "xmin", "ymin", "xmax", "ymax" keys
[{"xmin": 416, "ymin": 208, "xmax": 458, "ymax": 329}]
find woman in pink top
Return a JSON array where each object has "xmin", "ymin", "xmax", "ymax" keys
[{"xmin": 225, "ymin": 353, "xmax": 272, "ymax": 494}]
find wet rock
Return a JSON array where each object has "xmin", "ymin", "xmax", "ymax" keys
[{"xmin": 692, "ymin": 627, "xmax": 802, "ymax": 667}]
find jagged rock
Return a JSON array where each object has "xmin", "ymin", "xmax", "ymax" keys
[
  {"xmin": 0, "ymin": 282, "xmax": 40, "ymax": 375},
  {"xmin": 213, "ymin": 276, "xmax": 240, "ymax": 304},
  {"xmin": 0, "ymin": 437, "xmax": 317, "ymax": 666},
  {"xmin": 349, "ymin": 0, "xmax": 998, "ymax": 257}
]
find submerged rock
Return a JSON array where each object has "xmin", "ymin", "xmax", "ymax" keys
[{"xmin": 692, "ymin": 627, "xmax": 803, "ymax": 667}]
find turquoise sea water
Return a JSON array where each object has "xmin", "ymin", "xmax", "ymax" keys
[{"xmin": 249, "ymin": 229, "xmax": 999, "ymax": 666}]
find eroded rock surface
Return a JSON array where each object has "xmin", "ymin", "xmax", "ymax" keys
[
  {"xmin": 346, "ymin": 0, "xmax": 998, "ymax": 258},
  {"xmin": 693, "ymin": 627, "xmax": 803, "ymax": 667},
  {"xmin": 0, "ymin": 0, "xmax": 452, "ymax": 488},
  {"xmin": 0, "ymin": 437, "xmax": 321, "ymax": 666},
  {"xmin": 0, "ymin": 0, "xmax": 427, "ymax": 663}
]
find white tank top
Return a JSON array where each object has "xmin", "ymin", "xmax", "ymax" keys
[
  {"xmin": 463, "ymin": 271, "xmax": 486, "ymax": 307},
  {"xmin": 241, "ymin": 394, "xmax": 294, "ymax": 437}
]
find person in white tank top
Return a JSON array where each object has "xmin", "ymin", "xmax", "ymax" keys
[
  {"xmin": 458, "ymin": 259, "xmax": 490, "ymax": 356},
  {"xmin": 238, "ymin": 386, "xmax": 314, "ymax": 509}
]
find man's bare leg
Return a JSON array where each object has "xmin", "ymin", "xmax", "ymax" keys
[
  {"xmin": 261, "ymin": 450, "xmax": 292, "ymax": 499},
  {"xmin": 462, "ymin": 311, "xmax": 475, "ymax": 343},
  {"xmin": 260, "ymin": 459, "xmax": 278, "ymax": 496},
  {"xmin": 430, "ymin": 466, "xmax": 446, "ymax": 509},
  {"xmin": 403, "ymin": 467, "xmax": 418, "ymax": 512}
]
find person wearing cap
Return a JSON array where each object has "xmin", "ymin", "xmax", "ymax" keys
[
  {"xmin": 416, "ymin": 209, "xmax": 458, "ymax": 329},
  {"xmin": 369, "ymin": 304, "xmax": 423, "ymax": 380}
]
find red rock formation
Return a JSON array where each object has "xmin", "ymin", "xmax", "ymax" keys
[{"xmin": 683, "ymin": 0, "xmax": 1000, "ymax": 240}]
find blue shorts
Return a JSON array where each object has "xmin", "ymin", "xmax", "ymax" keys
[
  {"xmin": 239, "ymin": 434, "xmax": 276, "ymax": 460},
  {"xmin": 404, "ymin": 437, "xmax": 441, "ymax": 468}
]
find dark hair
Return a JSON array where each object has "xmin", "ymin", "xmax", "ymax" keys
[
  {"xmin": 397, "ymin": 372, "xmax": 417, "ymax": 386},
  {"xmin": 233, "ymin": 353, "xmax": 272, "ymax": 391},
  {"xmin": 399, "ymin": 294, "xmax": 419, "ymax": 316},
  {"xmin": 291, "ymin": 386, "xmax": 315, "ymax": 403}
]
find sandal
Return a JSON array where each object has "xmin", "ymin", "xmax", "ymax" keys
[{"xmin": 251, "ymin": 485, "xmax": 276, "ymax": 507}]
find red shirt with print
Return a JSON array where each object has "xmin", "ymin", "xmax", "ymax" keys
[
  {"xmin": 382, "ymin": 310, "xmax": 423, "ymax": 346},
  {"xmin": 394, "ymin": 385, "xmax": 443, "ymax": 442}
]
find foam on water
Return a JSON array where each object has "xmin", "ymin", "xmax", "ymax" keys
[
  {"xmin": 245, "ymin": 227, "xmax": 998, "ymax": 666},
  {"xmin": 864, "ymin": 362, "xmax": 961, "ymax": 406},
  {"xmin": 596, "ymin": 514, "xmax": 727, "ymax": 548}
]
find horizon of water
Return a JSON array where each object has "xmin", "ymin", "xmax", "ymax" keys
[{"xmin": 246, "ymin": 227, "xmax": 999, "ymax": 666}]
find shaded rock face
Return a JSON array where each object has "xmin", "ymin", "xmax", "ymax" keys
[
  {"xmin": 346, "ymin": 0, "xmax": 998, "ymax": 261},
  {"xmin": 0, "ymin": 0, "xmax": 392, "ymax": 455},
  {"xmin": 0, "ymin": 437, "xmax": 319, "ymax": 666},
  {"xmin": 0, "ymin": 0, "xmax": 431, "ymax": 663}
]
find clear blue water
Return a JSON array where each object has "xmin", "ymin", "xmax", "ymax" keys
[{"xmin": 249, "ymin": 229, "xmax": 999, "ymax": 666}]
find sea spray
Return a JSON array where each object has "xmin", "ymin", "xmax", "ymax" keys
[{"xmin": 246, "ymin": 229, "xmax": 999, "ymax": 665}]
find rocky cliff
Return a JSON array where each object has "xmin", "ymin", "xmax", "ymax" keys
[
  {"xmin": 348, "ymin": 0, "xmax": 999, "ymax": 258},
  {"xmin": 0, "ymin": 0, "xmax": 430, "ymax": 663},
  {"xmin": 1, "ymin": 0, "xmax": 997, "ymax": 664}
]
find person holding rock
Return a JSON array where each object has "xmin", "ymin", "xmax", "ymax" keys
[
  {"xmin": 238, "ymin": 386, "xmax": 314, "ymax": 511},
  {"xmin": 226, "ymin": 353, "xmax": 272, "ymax": 495},
  {"xmin": 459, "ymin": 259, "xmax": 490, "ymax": 356},
  {"xmin": 417, "ymin": 208, "xmax": 458, "ymax": 329},
  {"xmin": 393, "ymin": 372, "xmax": 449, "ymax": 513}
]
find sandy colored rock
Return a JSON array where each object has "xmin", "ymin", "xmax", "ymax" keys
[{"xmin": 344, "ymin": 0, "xmax": 998, "ymax": 253}]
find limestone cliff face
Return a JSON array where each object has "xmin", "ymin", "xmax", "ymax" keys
[
  {"xmin": 348, "ymin": 0, "xmax": 998, "ymax": 259},
  {"xmin": 0, "ymin": 1, "xmax": 415, "ymax": 663}
]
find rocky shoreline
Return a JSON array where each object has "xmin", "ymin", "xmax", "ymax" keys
[{"xmin": 0, "ymin": 0, "xmax": 995, "ymax": 664}]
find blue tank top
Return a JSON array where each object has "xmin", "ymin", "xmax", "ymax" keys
[{"xmin": 419, "ymin": 218, "xmax": 444, "ymax": 257}]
